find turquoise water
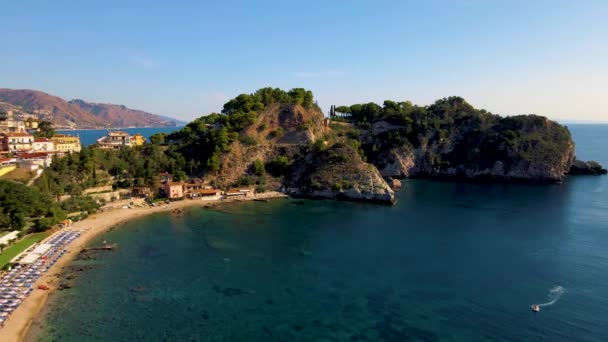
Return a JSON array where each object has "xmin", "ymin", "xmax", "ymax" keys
[
  {"xmin": 32, "ymin": 125, "xmax": 607, "ymax": 341},
  {"xmin": 56, "ymin": 126, "xmax": 181, "ymax": 146}
]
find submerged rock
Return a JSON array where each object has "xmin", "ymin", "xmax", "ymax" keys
[{"xmin": 212, "ymin": 284, "xmax": 250, "ymax": 297}]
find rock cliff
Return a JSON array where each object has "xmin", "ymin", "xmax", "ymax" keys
[
  {"xmin": 363, "ymin": 99, "xmax": 577, "ymax": 182},
  {"xmin": 287, "ymin": 143, "xmax": 395, "ymax": 204},
  {"xmin": 568, "ymin": 159, "xmax": 608, "ymax": 175}
]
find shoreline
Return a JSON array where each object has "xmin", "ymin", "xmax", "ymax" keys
[{"xmin": 0, "ymin": 192, "xmax": 288, "ymax": 342}]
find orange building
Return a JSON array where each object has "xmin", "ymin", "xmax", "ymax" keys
[{"xmin": 164, "ymin": 181, "xmax": 184, "ymax": 199}]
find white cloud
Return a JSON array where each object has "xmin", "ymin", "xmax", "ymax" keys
[
  {"xmin": 294, "ymin": 70, "xmax": 348, "ymax": 78},
  {"xmin": 128, "ymin": 56, "xmax": 160, "ymax": 69}
]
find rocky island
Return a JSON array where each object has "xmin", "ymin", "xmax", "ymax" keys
[{"xmin": 150, "ymin": 88, "xmax": 604, "ymax": 204}]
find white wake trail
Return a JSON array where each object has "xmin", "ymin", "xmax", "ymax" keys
[{"xmin": 538, "ymin": 286, "xmax": 566, "ymax": 307}]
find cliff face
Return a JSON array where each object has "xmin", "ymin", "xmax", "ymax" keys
[
  {"xmin": 287, "ymin": 143, "xmax": 395, "ymax": 204},
  {"xmin": 368, "ymin": 112, "xmax": 576, "ymax": 182},
  {"xmin": 213, "ymin": 103, "xmax": 325, "ymax": 186},
  {"xmin": 199, "ymin": 102, "xmax": 394, "ymax": 204},
  {"xmin": 241, "ymin": 103, "xmax": 325, "ymax": 145}
]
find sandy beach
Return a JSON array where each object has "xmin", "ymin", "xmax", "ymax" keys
[{"xmin": 0, "ymin": 192, "xmax": 287, "ymax": 342}]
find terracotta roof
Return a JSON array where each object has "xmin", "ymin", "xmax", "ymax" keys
[
  {"xmin": 0, "ymin": 158, "xmax": 16, "ymax": 163},
  {"xmin": 17, "ymin": 152, "xmax": 49, "ymax": 159},
  {"xmin": 166, "ymin": 181, "xmax": 183, "ymax": 186},
  {"xmin": 4, "ymin": 132, "xmax": 33, "ymax": 137}
]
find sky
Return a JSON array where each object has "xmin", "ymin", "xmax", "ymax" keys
[{"xmin": 1, "ymin": 0, "xmax": 607, "ymax": 122}]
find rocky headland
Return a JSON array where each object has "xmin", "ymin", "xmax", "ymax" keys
[{"xmin": 162, "ymin": 89, "xmax": 604, "ymax": 204}]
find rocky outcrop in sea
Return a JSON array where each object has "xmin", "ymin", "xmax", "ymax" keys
[{"xmin": 568, "ymin": 159, "xmax": 608, "ymax": 175}]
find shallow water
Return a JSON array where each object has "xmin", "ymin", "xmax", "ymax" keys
[{"xmin": 31, "ymin": 125, "xmax": 608, "ymax": 341}]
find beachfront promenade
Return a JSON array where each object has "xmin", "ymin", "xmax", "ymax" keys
[{"xmin": 0, "ymin": 230, "xmax": 83, "ymax": 327}]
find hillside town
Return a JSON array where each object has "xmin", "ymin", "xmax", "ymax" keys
[
  {"xmin": 0, "ymin": 108, "xmax": 155, "ymax": 179},
  {"xmin": 0, "ymin": 110, "xmax": 81, "ymax": 177}
]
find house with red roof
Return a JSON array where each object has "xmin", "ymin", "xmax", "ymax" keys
[
  {"xmin": 0, "ymin": 132, "xmax": 34, "ymax": 152},
  {"xmin": 16, "ymin": 152, "xmax": 52, "ymax": 171}
]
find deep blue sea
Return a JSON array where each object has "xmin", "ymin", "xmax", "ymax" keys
[
  {"xmin": 56, "ymin": 127, "xmax": 181, "ymax": 146},
  {"xmin": 31, "ymin": 125, "xmax": 607, "ymax": 341}
]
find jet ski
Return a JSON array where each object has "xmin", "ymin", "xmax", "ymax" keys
[{"xmin": 531, "ymin": 304, "xmax": 540, "ymax": 312}]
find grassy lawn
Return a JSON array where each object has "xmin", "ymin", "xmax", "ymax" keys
[{"xmin": 0, "ymin": 231, "xmax": 51, "ymax": 269}]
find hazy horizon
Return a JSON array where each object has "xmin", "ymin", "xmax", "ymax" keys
[{"xmin": 1, "ymin": 1, "xmax": 606, "ymax": 123}]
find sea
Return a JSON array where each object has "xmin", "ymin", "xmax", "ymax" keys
[
  {"xmin": 56, "ymin": 127, "xmax": 181, "ymax": 146},
  {"xmin": 29, "ymin": 124, "xmax": 608, "ymax": 341}
]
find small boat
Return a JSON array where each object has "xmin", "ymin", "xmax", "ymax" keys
[{"xmin": 531, "ymin": 304, "xmax": 540, "ymax": 312}]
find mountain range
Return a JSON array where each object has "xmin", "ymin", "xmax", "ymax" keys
[{"xmin": 0, "ymin": 88, "xmax": 185, "ymax": 129}]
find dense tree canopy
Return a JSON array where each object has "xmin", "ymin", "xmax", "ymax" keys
[
  {"xmin": 347, "ymin": 96, "xmax": 573, "ymax": 174},
  {"xmin": 36, "ymin": 120, "xmax": 55, "ymax": 138},
  {"xmin": 0, "ymin": 180, "xmax": 65, "ymax": 231}
]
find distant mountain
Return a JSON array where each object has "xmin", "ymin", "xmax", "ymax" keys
[
  {"xmin": 0, "ymin": 88, "xmax": 182, "ymax": 129},
  {"xmin": 68, "ymin": 99, "xmax": 181, "ymax": 128},
  {"xmin": 155, "ymin": 114, "xmax": 187, "ymax": 126}
]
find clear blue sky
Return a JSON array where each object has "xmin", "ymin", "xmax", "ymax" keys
[{"xmin": 1, "ymin": 0, "xmax": 606, "ymax": 122}]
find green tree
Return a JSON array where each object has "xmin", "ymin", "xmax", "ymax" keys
[
  {"xmin": 207, "ymin": 150, "xmax": 221, "ymax": 172},
  {"xmin": 150, "ymin": 133, "xmax": 167, "ymax": 145},
  {"xmin": 0, "ymin": 180, "xmax": 56, "ymax": 231},
  {"xmin": 37, "ymin": 121, "xmax": 55, "ymax": 138},
  {"xmin": 252, "ymin": 159, "xmax": 266, "ymax": 176},
  {"xmin": 188, "ymin": 159, "xmax": 201, "ymax": 175},
  {"xmin": 173, "ymin": 170, "xmax": 187, "ymax": 181},
  {"xmin": 335, "ymin": 106, "xmax": 351, "ymax": 115},
  {"xmin": 266, "ymin": 156, "xmax": 289, "ymax": 176}
]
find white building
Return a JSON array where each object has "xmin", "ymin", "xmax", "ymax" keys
[
  {"xmin": 32, "ymin": 138, "xmax": 55, "ymax": 152},
  {"xmin": 16, "ymin": 152, "xmax": 52, "ymax": 171}
]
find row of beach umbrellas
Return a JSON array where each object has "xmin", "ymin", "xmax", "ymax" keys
[{"xmin": 0, "ymin": 230, "xmax": 82, "ymax": 326}]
